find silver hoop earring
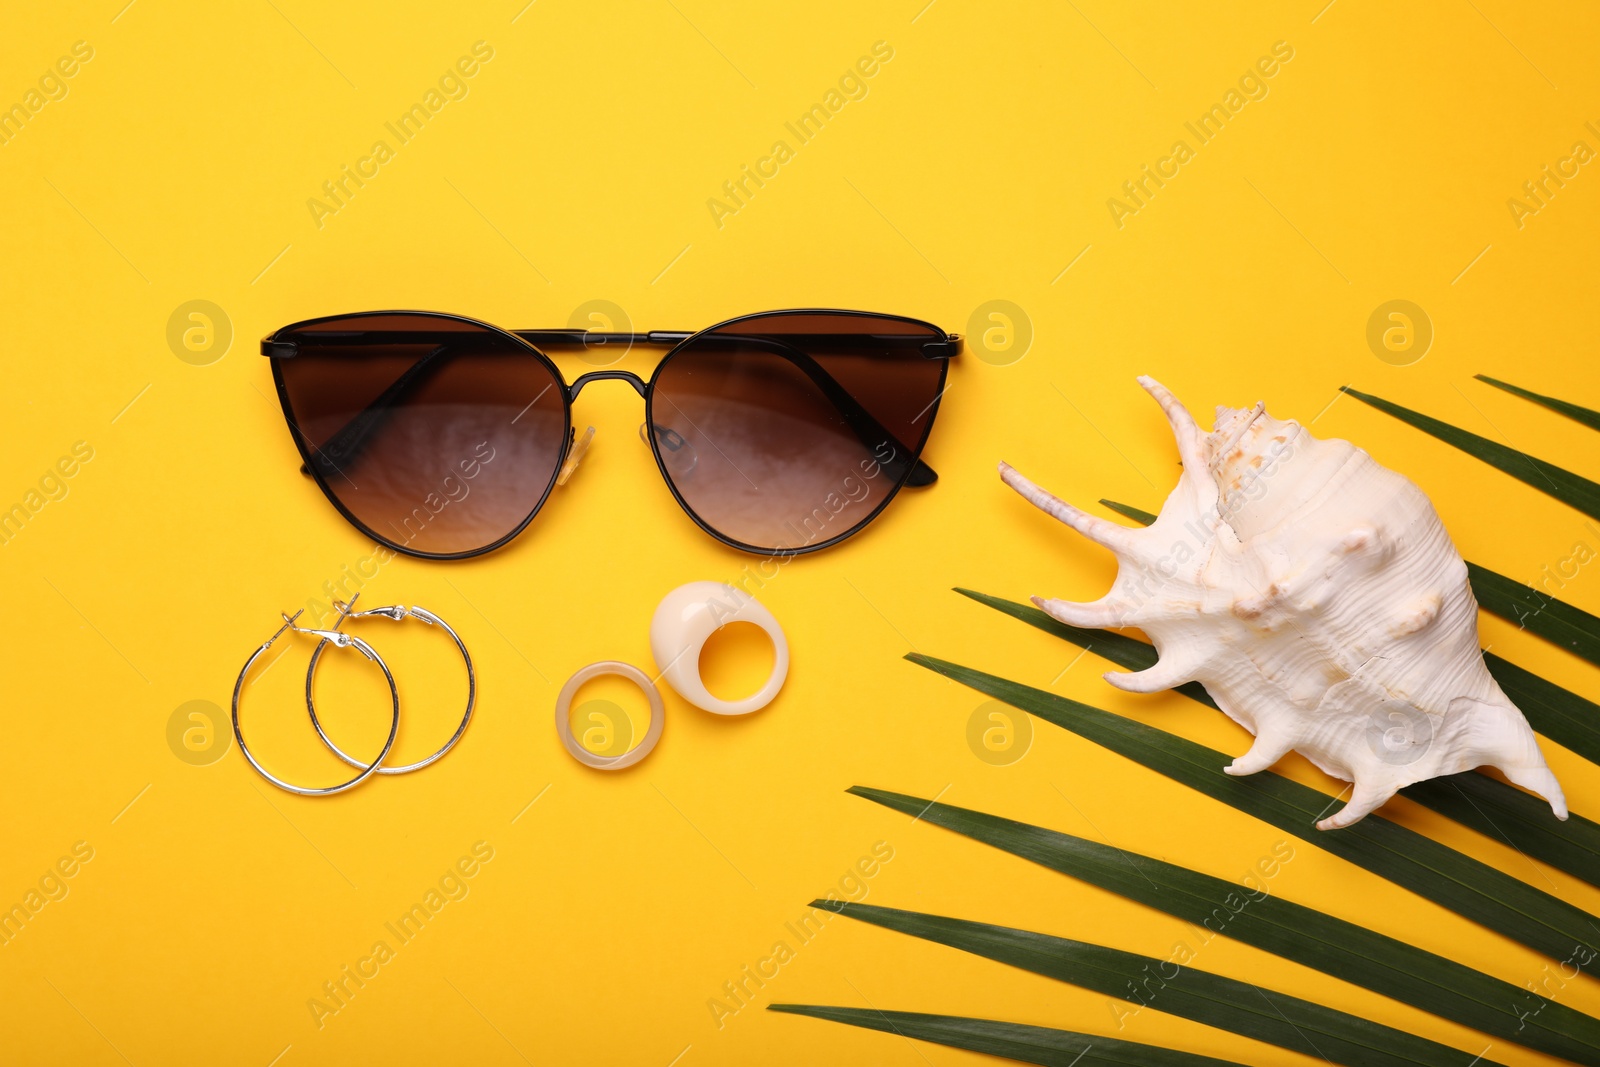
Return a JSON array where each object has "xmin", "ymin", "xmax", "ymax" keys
[
  {"xmin": 305, "ymin": 595, "xmax": 476, "ymax": 775},
  {"xmin": 232, "ymin": 610, "xmax": 400, "ymax": 797}
]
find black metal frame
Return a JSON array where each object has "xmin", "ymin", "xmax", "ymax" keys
[{"xmin": 262, "ymin": 308, "xmax": 960, "ymax": 560}]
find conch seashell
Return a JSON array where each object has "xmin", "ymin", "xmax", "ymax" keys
[{"xmin": 1002, "ymin": 376, "xmax": 1567, "ymax": 830}]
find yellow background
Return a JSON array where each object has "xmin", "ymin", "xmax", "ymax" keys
[{"xmin": 3, "ymin": 1, "xmax": 1599, "ymax": 1063}]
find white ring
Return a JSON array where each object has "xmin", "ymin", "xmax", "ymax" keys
[
  {"xmin": 554, "ymin": 661, "xmax": 665, "ymax": 771},
  {"xmin": 649, "ymin": 581, "xmax": 788, "ymax": 716}
]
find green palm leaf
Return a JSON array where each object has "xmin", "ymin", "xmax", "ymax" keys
[
  {"xmin": 848, "ymin": 786, "xmax": 1600, "ymax": 1065},
  {"xmin": 1100, "ymin": 498, "xmax": 1600, "ymax": 671},
  {"xmin": 1099, "ymin": 498, "xmax": 1157, "ymax": 525},
  {"xmin": 955, "ymin": 587, "xmax": 1600, "ymax": 885},
  {"xmin": 1407, "ymin": 768, "xmax": 1600, "ymax": 886},
  {"xmin": 1476, "ymin": 375, "xmax": 1600, "ymax": 434},
  {"xmin": 905, "ymin": 652, "xmax": 1600, "ymax": 965},
  {"xmin": 1341, "ymin": 387, "xmax": 1600, "ymax": 519},
  {"xmin": 1468, "ymin": 562, "xmax": 1600, "ymax": 669},
  {"xmin": 811, "ymin": 900, "xmax": 1511, "ymax": 1067},
  {"xmin": 770, "ymin": 1006, "xmax": 1252, "ymax": 1067}
]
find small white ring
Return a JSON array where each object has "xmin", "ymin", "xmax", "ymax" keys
[
  {"xmin": 649, "ymin": 581, "xmax": 788, "ymax": 716},
  {"xmin": 554, "ymin": 661, "xmax": 665, "ymax": 771}
]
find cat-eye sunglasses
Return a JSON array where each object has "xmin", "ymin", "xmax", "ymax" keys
[{"xmin": 261, "ymin": 308, "xmax": 961, "ymax": 559}]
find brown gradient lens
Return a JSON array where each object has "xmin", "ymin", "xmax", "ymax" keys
[
  {"xmin": 274, "ymin": 313, "xmax": 568, "ymax": 556},
  {"xmin": 648, "ymin": 312, "xmax": 947, "ymax": 552}
]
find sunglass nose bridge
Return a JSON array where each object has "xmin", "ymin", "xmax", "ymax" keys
[
  {"xmin": 568, "ymin": 369, "xmax": 648, "ymax": 399},
  {"xmin": 556, "ymin": 425, "xmax": 597, "ymax": 486}
]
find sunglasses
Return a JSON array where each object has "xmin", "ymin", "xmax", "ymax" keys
[{"xmin": 261, "ymin": 309, "xmax": 961, "ymax": 559}]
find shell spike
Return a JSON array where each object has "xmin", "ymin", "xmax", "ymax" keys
[
  {"xmin": 1316, "ymin": 779, "xmax": 1401, "ymax": 831},
  {"xmin": 1000, "ymin": 462, "xmax": 1148, "ymax": 560},
  {"xmin": 1497, "ymin": 762, "xmax": 1569, "ymax": 821},
  {"xmin": 1103, "ymin": 648, "xmax": 1207, "ymax": 693},
  {"xmin": 1224, "ymin": 731, "xmax": 1297, "ymax": 777},
  {"xmin": 1031, "ymin": 594, "xmax": 1134, "ymax": 629},
  {"xmin": 1136, "ymin": 376, "xmax": 1208, "ymax": 474}
]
